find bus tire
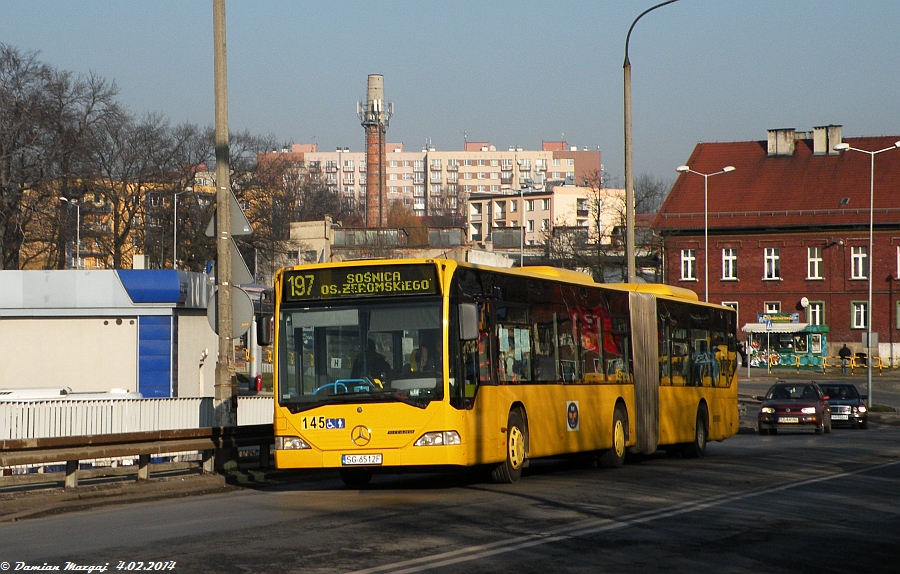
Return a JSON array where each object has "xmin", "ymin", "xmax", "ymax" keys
[
  {"xmin": 492, "ymin": 410, "xmax": 526, "ymax": 483},
  {"xmin": 340, "ymin": 468, "xmax": 373, "ymax": 487},
  {"xmin": 682, "ymin": 404, "xmax": 708, "ymax": 458},
  {"xmin": 598, "ymin": 406, "xmax": 627, "ymax": 469}
]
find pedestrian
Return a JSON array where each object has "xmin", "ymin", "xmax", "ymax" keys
[{"xmin": 838, "ymin": 344, "xmax": 852, "ymax": 374}]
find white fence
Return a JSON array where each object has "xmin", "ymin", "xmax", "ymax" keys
[{"xmin": 0, "ymin": 396, "xmax": 274, "ymax": 441}]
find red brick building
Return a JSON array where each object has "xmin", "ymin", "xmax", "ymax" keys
[{"xmin": 653, "ymin": 125, "xmax": 900, "ymax": 361}]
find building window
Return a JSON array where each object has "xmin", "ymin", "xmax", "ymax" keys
[
  {"xmin": 764, "ymin": 301, "xmax": 781, "ymax": 313},
  {"xmin": 851, "ymin": 246, "xmax": 868, "ymax": 279},
  {"xmin": 510, "ymin": 200, "xmax": 517, "ymax": 212},
  {"xmin": 851, "ymin": 301, "xmax": 868, "ymax": 329},
  {"xmin": 764, "ymin": 248, "xmax": 780, "ymax": 280},
  {"xmin": 526, "ymin": 220, "xmax": 535, "ymax": 233},
  {"xmin": 680, "ymin": 249, "xmax": 696, "ymax": 281},
  {"xmin": 525, "ymin": 200, "xmax": 534, "ymax": 211},
  {"xmin": 722, "ymin": 301, "xmax": 739, "ymax": 325},
  {"xmin": 897, "ymin": 246, "xmax": 900, "ymax": 279},
  {"xmin": 807, "ymin": 246, "xmax": 823, "ymax": 279},
  {"xmin": 722, "ymin": 248, "xmax": 737, "ymax": 280},
  {"xmin": 808, "ymin": 301, "xmax": 824, "ymax": 326},
  {"xmin": 541, "ymin": 199, "xmax": 550, "ymax": 210},
  {"xmin": 541, "ymin": 219, "xmax": 549, "ymax": 231}
]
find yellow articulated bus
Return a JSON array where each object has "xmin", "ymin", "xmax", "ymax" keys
[{"xmin": 267, "ymin": 258, "xmax": 739, "ymax": 486}]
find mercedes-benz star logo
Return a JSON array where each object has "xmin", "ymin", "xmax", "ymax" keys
[{"xmin": 351, "ymin": 425, "xmax": 372, "ymax": 446}]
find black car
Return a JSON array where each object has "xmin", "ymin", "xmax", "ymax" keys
[
  {"xmin": 819, "ymin": 383, "xmax": 868, "ymax": 429},
  {"xmin": 757, "ymin": 382, "xmax": 831, "ymax": 435}
]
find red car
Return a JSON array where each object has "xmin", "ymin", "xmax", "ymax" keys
[{"xmin": 757, "ymin": 382, "xmax": 832, "ymax": 435}]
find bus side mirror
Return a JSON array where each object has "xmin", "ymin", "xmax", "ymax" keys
[
  {"xmin": 459, "ymin": 303, "xmax": 479, "ymax": 341},
  {"xmin": 257, "ymin": 315, "xmax": 273, "ymax": 347}
]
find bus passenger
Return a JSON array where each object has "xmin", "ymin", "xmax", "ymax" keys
[{"xmin": 409, "ymin": 345, "xmax": 436, "ymax": 372}]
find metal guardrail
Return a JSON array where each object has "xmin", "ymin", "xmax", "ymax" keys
[
  {"xmin": 0, "ymin": 396, "xmax": 274, "ymax": 440},
  {"xmin": 0, "ymin": 424, "xmax": 274, "ymax": 490}
]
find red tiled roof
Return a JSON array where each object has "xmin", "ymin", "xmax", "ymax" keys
[{"xmin": 653, "ymin": 135, "xmax": 900, "ymax": 232}]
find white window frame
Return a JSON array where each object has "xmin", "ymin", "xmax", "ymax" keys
[
  {"xmin": 722, "ymin": 248, "xmax": 737, "ymax": 280},
  {"xmin": 851, "ymin": 301, "xmax": 868, "ymax": 329},
  {"xmin": 680, "ymin": 249, "xmax": 697, "ymax": 281},
  {"xmin": 808, "ymin": 301, "xmax": 824, "ymax": 326},
  {"xmin": 764, "ymin": 248, "xmax": 780, "ymax": 280},
  {"xmin": 851, "ymin": 246, "xmax": 868, "ymax": 279},
  {"xmin": 764, "ymin": 301, "xmax": 781, "ymax": 314},
  {"xmin": 807, "ymin": 246, "xmax": 823, "ymax": 279}
]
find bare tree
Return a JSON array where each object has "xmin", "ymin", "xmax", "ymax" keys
[
  {"xmin": 242, "ymin": 143, "xmax": 345, "ymax": 281},
  {"xmin": 0, "ymin": 45, "xmax": 52, "ymax": 269}
]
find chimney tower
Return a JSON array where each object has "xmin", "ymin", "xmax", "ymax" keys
[{"xmin": 357, "ymin": 74, "xmax": 393, "ymax": 228}]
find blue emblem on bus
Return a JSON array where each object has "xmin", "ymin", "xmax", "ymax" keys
[{"xmin": 567, "ymin": 401, "xmax": 579, "ymax": 431}]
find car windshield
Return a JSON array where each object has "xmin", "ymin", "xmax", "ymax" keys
[
  {"xmin": 277, "ymin": 298, "xmax": 443, "ymax": 410},
  {"xmin": 821, "ymin": 385, "xmax": 859, "ymax": 400},
  {"xmin": 766, "ymin": 385, "xmax": 817, "ymax": 400}
]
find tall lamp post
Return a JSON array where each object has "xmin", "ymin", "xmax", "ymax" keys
[
  {"xmin": 675, "ymin": 165, "xmax": 735, "ymax": 302},
  {"xmin": 59, "ymin": 197, "xmax": 81, "ymax": 269},
  {"xmin": 624, "ymin": 0, "xmax": 679, "ymax": 283},
  {"xmin": 173, "ymin": 187, "xmax": 192, "ymax": 269},
  {"xmin": 833, "ymin": 140, "xmax": 900, "ymax": 408}
]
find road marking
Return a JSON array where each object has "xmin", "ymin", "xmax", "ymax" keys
[{"xmin": 350, "ymin": 459, "xmax": 900, "ymax": 574}]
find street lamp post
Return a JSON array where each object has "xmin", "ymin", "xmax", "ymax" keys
[
  {"xmin": 833, "ymin": 140, "xmax": 900, "ymax": 408},
  {"xmin": 173, "ymin": 188, "xmax": 192, "ymax": 269},
  {"xmin": 59, "ymin": 197, "xmax": 81, "ymax": 269},
  {"xmin": 624, "ymin": 0, "xmax": 680, "ymax": 283},
  {"xmin": 675, "ymin": 165, "xmax": 735, "ymax": 302}
]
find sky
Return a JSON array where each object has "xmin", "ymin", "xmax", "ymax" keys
[{"xmin": 2, "ymin": 0, "xmax": 898, "ymax": 185}]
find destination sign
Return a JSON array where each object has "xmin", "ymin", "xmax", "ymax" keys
[{"xmin": 283, "ymin": 264, "xmax": 439, "ymax": 302}]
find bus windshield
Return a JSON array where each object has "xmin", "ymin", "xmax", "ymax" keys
[{"xmin": 278, "ymin": 298, "xmax": 443, "ymax": 409}]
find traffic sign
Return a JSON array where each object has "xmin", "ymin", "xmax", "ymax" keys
[
  {"xmin": 205, "ymin": 190, "xmax": 252, "ymax": 237},
  {"xmin": 207, "ymin": 286, "xmax": 254, "ymax": 337}
]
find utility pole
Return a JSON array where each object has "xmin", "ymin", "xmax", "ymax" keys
[{"xmin": 213, "ymin": 0, "xmax": 236, "ymax": 428}]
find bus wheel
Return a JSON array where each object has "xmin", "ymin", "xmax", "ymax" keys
[
  {"xmin": 340, "ymin": 468, "xmax": 373, "ymax": 487},
  {"xmin": 682, "ymin": 404, "xmax": 708, "ymax": 458},
  {"xmin": 598, "ymin": 406, "xmax": 627, "ymax": 469},
  {"xmin": 492, "ymin": 410, "xmax": 526, "ymax": 483}
]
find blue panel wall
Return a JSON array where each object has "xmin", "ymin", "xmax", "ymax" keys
[{"xmin": 138, "ymin": 315, "xmax": 172, "ymax": 397}]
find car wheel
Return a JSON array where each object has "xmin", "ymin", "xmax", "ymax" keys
[
  {"xmin": 825, "ymin": 417, "xmax": 832, "ymax": 434},
  {"xmin": 815, "ymin": 420, "xmax": 824, "ymax": 435},
  {"xmin": 598, "ymin": 406, "xmax": 627, "ymax": 469},
  {"xmin": 758, "ymin": 427, "xmax": 769, "ymax": 436},
  {"xmin": 682, "ymin": 404, "xmax": 708, "ymax": 458},
  {"xmin": 492, "ymin": 410, "xmax": 526, "ymax": 483}
]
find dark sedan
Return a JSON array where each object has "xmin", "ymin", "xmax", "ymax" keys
[
  {"xmin": 819, "ymin": 382, "xmax": 868, "ymax": 429},
  {"xmin": 757, "ymin": 382, "xmax": 831, "ymax": 435}
]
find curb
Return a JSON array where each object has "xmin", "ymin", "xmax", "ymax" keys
[{"xmin": 0, "ymin": 473, "xmax": 229, "ymax": 523}]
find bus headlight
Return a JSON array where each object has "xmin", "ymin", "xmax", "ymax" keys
[
  {"xmin": 276, "ymin": 436, "xmax": 311, "ymax": 450},
  {"xmin": 414, "ymin": 431, "xmax": 461, "ymax": 447}
]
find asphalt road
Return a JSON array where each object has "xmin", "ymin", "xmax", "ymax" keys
[{"xmin": 1, "ymin": 421, "xmax": 898, "ymax": 574}]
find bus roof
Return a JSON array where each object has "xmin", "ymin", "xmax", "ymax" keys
[{"xmin": 278, "ymin": 258, "xmax": 702, "ymax": 303}]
